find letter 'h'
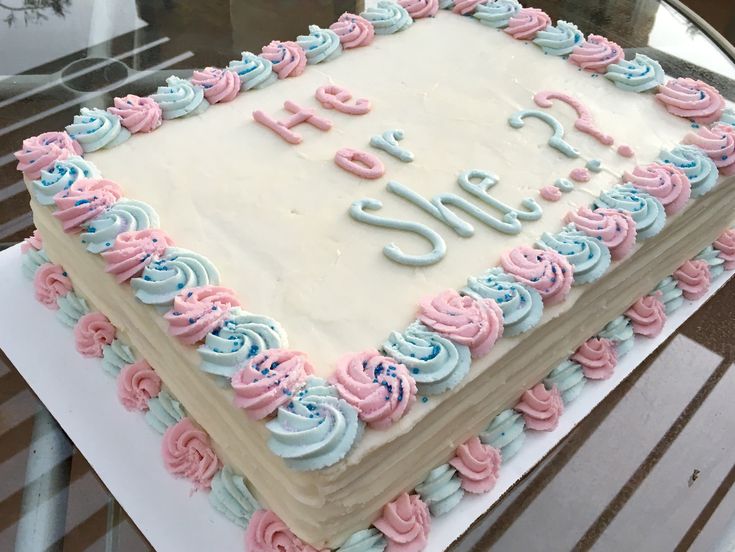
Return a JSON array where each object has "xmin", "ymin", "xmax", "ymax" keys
[{"xmin": 253, "ymin": 101, "xmax": 333, "ymax": 145}]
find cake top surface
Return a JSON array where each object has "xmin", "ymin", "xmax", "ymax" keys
[{"xmin": 81, "ymin": 11, "xmax": 692, "ymax": 374}]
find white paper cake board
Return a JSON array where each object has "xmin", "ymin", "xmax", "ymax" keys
[{"xmin": 0, "ymin": 243, "xmax": 731, "ymax": 552}]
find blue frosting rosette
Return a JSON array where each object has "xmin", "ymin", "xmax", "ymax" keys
[
  {"xmin": 337, "ymin": 528, "xmax": 387, "ymax": 552},
  {"xmin": 382, "ymin": 321, "xmax": 470, "ymax": 395},
  {"xmin": 593, "ymin": 184, "xmax": 666, "ymax": 239},
  {"xmin": 266, "ymin": 377, "xmax": 362, "ymax": 471},
  {"xmin": 81, "ymin": 199, "xmax": 160, "ymax": 254},
  {"xmin": 533, "ymin": 20, "xmax": 584, "ymax": 57},
  {"xmin": 653, "ymin": 276, "xmax": 684, "ymax": 314},
  {"xmin": 361, "ymin": 1, "xmax": 413, "ymax": 34},
  {"xmin": 537, "ymin": 224, "xmax": 612, "ymax": 285},
  {"xmin": 473, "ymin": 0, "xmax": 521, "ymax": 27},
  {"xmin": 227, "ymin": 52, "xmax": 276, "ymax": 90},
  {"xmin": 545, "ymin": 359, "xmax": 585, "ymax": 403},
  {"xmin": 66, "ymin": 107, "xmax": 130, "ymax": 152},
  {"xmin": 480, "ymin": 409, "xmax": 526, "ymax": 461},
  {"xmin": 209, "ymin": 465, "xmax": 261, "ymax": 528},
  {"xmin": 198, "ymin": 307, "xmax": 287, "ymax": 381},
  {"xmin": 605, "ymin": 53, "xmax": 664, "ymax": 93},
  {"xmin": 297, "ymin": 25, "xmax": 343, "ymax": 64},
  {"xmin": 695, "ymin": 246, "xmax": 725, "ymax": 280},
  {"xmin": 598, "ymin": 315, "xmax": 635, "ymax": 356},
  {"xmin": 56, "ymin": 291, "xmax": 89, "ymax": 328},
  {"xmin": 150, "ymin": 75, "xmax": 209, "ymax": 119},
  {"xmin": 102, "ymin": 338, "xmax": 136, "ymax": 376},
  {"xmin": 658, "ymin": 145, "xmax": 718, "ymax": 198},
  {"xmin": 415, "ymin": 464, "xmax": 464, "ymax": 516},
  {"xmin": 464, "ymin": 267, "xmax": 543, "ymax": 336},
  {"xmin": 32, "ymin": 156, "xmax": 100, "ymax": 206},
  {"xmin": 145, "ymin": 390, "xmax": 185, "ymax": 434}
]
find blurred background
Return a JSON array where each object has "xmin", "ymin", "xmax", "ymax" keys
[{"xmin": 0, "ymin": 1, "xmax": 734, "ymax": 551}]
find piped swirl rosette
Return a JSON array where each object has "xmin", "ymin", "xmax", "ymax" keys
[
  {"xmin": 504, "ymin": 7, "xmax": 551, "ymax": 40},
  {"xmin": 81, "ymin": 199, "xmax": 160, "ymax": 254},
  {"xmin": 161, "ymin": 417, "xmax": 221, "ymax": 491},
  {"xmin": 714, "ymin": 228, "xmax": 735, "ymax": 270},
  {"xmin": 329, "ymin": 13, "xmax": 375, "ymax": 49},
  {"xmin": 208, "ymin": 465, "xmax": 261, "ymax": 529},
  {"xmin": 231, "ymin": 348, "xmax": 313, "ymax": 420},
  {"xmin": 246, "ymin": 510, "xmax": 322, "ymax": 552},
  {"xmin": 514, "ymin": 383, "xmax": 563, "ymax": 431},
  {"xmin": 674, "ymin": 259, "xmax": 711, "ymax": 300},
  {"xmin": 191, "ymin": 67, "xmax": 241, "ymax": 104},
  {"xmin": 500, "ymin": 247, "xmax": 574, "ymax": 305},
  {"xmin": 32, "ymin": 156, "xmax": 100, "ymax": 206},
  {"xmin": 571, "ymin": 337, "xmax": 617, "ymax": 380},
  {"xmin": 373, "ymin": 493, "xmax": 431, "ymax": 552},
  {"xmin": 625, "ymin": 293, "xmax": 667, "ymax": 337},
  {"xmin": 33, "ymin": 262, "xmax": 72, "ymax": 309},
  {"xmin": 56, "ymin": 291, "xmax": 89, "ymax": 328},
  {"xmin": 658, "ymin": 145, "xmax": 718, "ymax": 198},
  {"xmin": 74, "ymin": 311, "xmax": 116, "ymax": 358},
  {"xmin": 297, "ymin": 25, "xmax": 343, "ymax": 64},
  {"xmin": 683, "ymin": 123, "xmax": 735, "ymax": 176},
  {"xmin": 361, "ymin": 1, "xmax": 413, "ymax": 35},
  {"xmin": 199, "ymin": 307, "xmax": 287, "ymax": 381},
  {"xmin": 592, "ymin": 184, "xmax": 666, "ymax": 240},
  {"xmin": 101, "ymin": 338, "xmax": 136, "ymax": 376},
  {"xmin": 568, "ymin": 34, "xmax": 624, "ymax": 73},
  {"xmin": 383, "ymin": 321, "xmax": 470, "ymax": 395},
  {"xmin": 101, "ymin": 228, "xmax": 174, "ymax": 283},
  {"xmin": 533, "ymin": 20, "xmax": 584, "ymax": 57},
  {"xmin": 563, "ymin": 207, "xmax": 637, "ymax": 261},
  {"xmin": 696, "ymin": 246, "xmax": 726, "ymax": 279},
  {"xmin": 131, "ymin": 247, "xmax": 220, "ymax": 307},
  {"xmin": 14, "ymin": 131, "xmax": 82, "ymax": 180},
  {"xmin": 164, "ymin": 286, "xmax": 240, "ymax": 345},
  {"xmin": 544, "ymin": 359, "xmax": 585, "ymax": 403},
  {"xmin": 399, "ymin": 0, "xmax": 439, "ymax": 19},
  {"xmin": 338, "ymin": 529, "xmax": 387, "ymax": 552},
  {"xmin": 329, "ymin": 350, "xmax": 417, "ymax": 429},
  {"xmin": 599, "ymin": 315, "xmax": 635, "ymax": 356},
  {"xmin": 227, "ymin": 52, "xmax": 276, "ymax": 90},
  {"xmin": 480, "ymin": 409, "xmax": 526, "ymax": 461},
  {"xmin": 415, "ymin": 464, "xmax": 464, "ymax": 516},
  {"xmin": 266, "ymin": 376, "xmax": 362, "ymax": 471},
  {"xmin": 537, "ymin": 224, "xmax": 612, "ymax": 285},
  {"xmin": 656, "ymin": 78, "xmax": 726, "ymax": 124},
  {"xmin": 65, "ymin": 107, "xmax": 130, "ymax": 152},
  {"xmin": 654, "ymin": 276, "xmax": 684, "ymax": 314},
  {"xmin": 145, "ymin": 390, "xmax": 185, "ymax": 434},
  {"xmin": 108, "ymin": 94, "xmax": 163, "ymax": 133},
  {"xmin": 150, "ymin": 76, "xmax": 209, "ymax": 119},
  {"xmin": 473, "ymin": 0, "xmax": 520, "ymax": 28},
  {"xmin": 117, "ymin": 360, "xmax": 161, "ymax": 412},
  {"xmin": 452, "ymin": 0, "xmax": 485, "ymax": 15},
  {"xmin": 417, "ymin": 289, "xmax": 503, "ymax": 358},
  {"xmin": 449, "ymin": 437, "xmax": 501, "ymax": 494},
  {"xmin": 260, "ymin": 41, "xmax": 307, "ymax": 79},
  {"xmin": 52, "ymin": 178, "xmax": 123, "ymax": 233},
  {"xmin": 623, "ymin": 162, "xmax": 691, "ymax": 215},
  {"xmin": 464, "ymin": 267, "xmax": 543, "ymax": 336},
  {"xmin": 604, "ymin": 54, "xmax": 664, "ymax": 93}
]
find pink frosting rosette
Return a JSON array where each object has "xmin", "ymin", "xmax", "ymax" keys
[
  {"xmin": 108, "ymin": 94, "xmax": 162, "ymax": 133},
  {"xmin": 74, "ymin": 311, "xmax": 116, "ymax": 358},
  {"xmin": 714, "ymin": 228, "xmax": 735, "ymax": 269},
  {"xmin": 374, "ymin": 493, "xmax": 431, "ymax": 552},
  {"xmin": 398, "ymin": 0, "xmax": 438, "ymax": 19},
  {"xmin": 625, "ymin": 293, "xmax": 667, "ymax": 337},
  {"xmin": 14, "ymin": 131, "xmax": 82, "ymax": 180},
  {"xmin": 231, "ymin": 349, "xmax": 314, "ymax": 420},
  {"xmin": 53, "ymin": 178, "xmax": 123, "ymax": 232},
  {"xmin": 191, "ymin": 67, "xmax": 240, "ymax": 104},
  {"xmin": 571, "ymin": 337, "xmax": 617, "ymax": 380},
  {"xmin": 161, "ymin": 418, "xmax": 221, "ymax": 491},
  {"xmin": 261, "ymin": 41, "xmax": 307, "ymax": 79},
  {"xmin": 504, "ymin": 8, "xmax": 551, "ymax": 40},
  {"xmin": 164, "ymin": 286, "xmax": 240, "ymax": 345},
  {"xmin": 564, "ymin": 207, "xmax": 637, "ymax": 261},
  {"xmin": 673, "ymin": 259, "xmax": 711, "ymax": 300},
  {"xmin": 452, "ymin": 0, "xmax": 485, "ymax": 15},
  {"xmin": 656, "ymin": 78, "xmax": 726, "ymax": 124},
  {"xmin": 417, "ymin": 289, "xmax": 503, "ymax": 358},
  {"xmin": 101, "ymin": 229, "xmax": 174, "ymax": 283},
  {"xmin": 569, "ymin": 34, "xmax": 624, "ymax": 73},
  {"xmin": 117, "ymin": 359, "xmax": 162, "ymax": 412},
  {"xmin": 515, "ymin": 383, "xmax": 563, "ymax": 431},
  {"xmin": 623, "ymin": 163, "xmax": 691, "ymax": 215},
  {"xmin": 330, "ymin": 12, "xmax": 375, "ymax": 48},
  {"xmin": 449, "ymin": 437, "xmax": 502, "ymax": 494},
  {"xmin": 501, "ymin": 246, "xmax": 574, "ymax": 305},
  {"xmin": 246, "ymin": 510, "xmax": 325, "ymax": 552},
  {"xmin": 330, "ymin": 350, "xmax": 417, "ymax": 429},
  {"xmin": 33, "ymin": 263, "xmax": 72, "ymax": 309},
  {"xmin": 683, "ymin": 123, "xmax": 735, "ymax": 175},
  {"xmin": 21, "ymin": 230, "xmax": 43, "ymax": 254}
]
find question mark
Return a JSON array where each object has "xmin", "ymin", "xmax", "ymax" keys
[
  {"xmin": 508, "ymin": 110, "xmax": 580, "ymax": 159},
  {"xmin": 533, "ymin": 91, "xmax": 614, "ymax": 147}
]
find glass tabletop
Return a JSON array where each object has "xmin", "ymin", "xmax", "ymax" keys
[{"xmin": 1, "ymin": 1, "xmax": 734, "ymax": 551}]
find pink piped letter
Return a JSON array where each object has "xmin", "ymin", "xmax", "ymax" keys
[
  {"xmin": 316, "ymin": 85, "xmax": 371, "ymax": 115},
  {"xmin": 334, "ymin": 148, "xmax": 385, "ymax": 179},
  {"xmin": 252, "ymin": 100, "xmax": 332, "ymax": 145}
]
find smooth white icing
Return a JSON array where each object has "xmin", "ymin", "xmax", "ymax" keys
[{"xmin": 84, "ymin": 12, "xmax": 693, "ymax": 373}]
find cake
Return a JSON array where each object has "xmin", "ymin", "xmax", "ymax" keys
[{"xmin": 14, "ymin": 0, "xmax": 735, "ymax": 549}]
